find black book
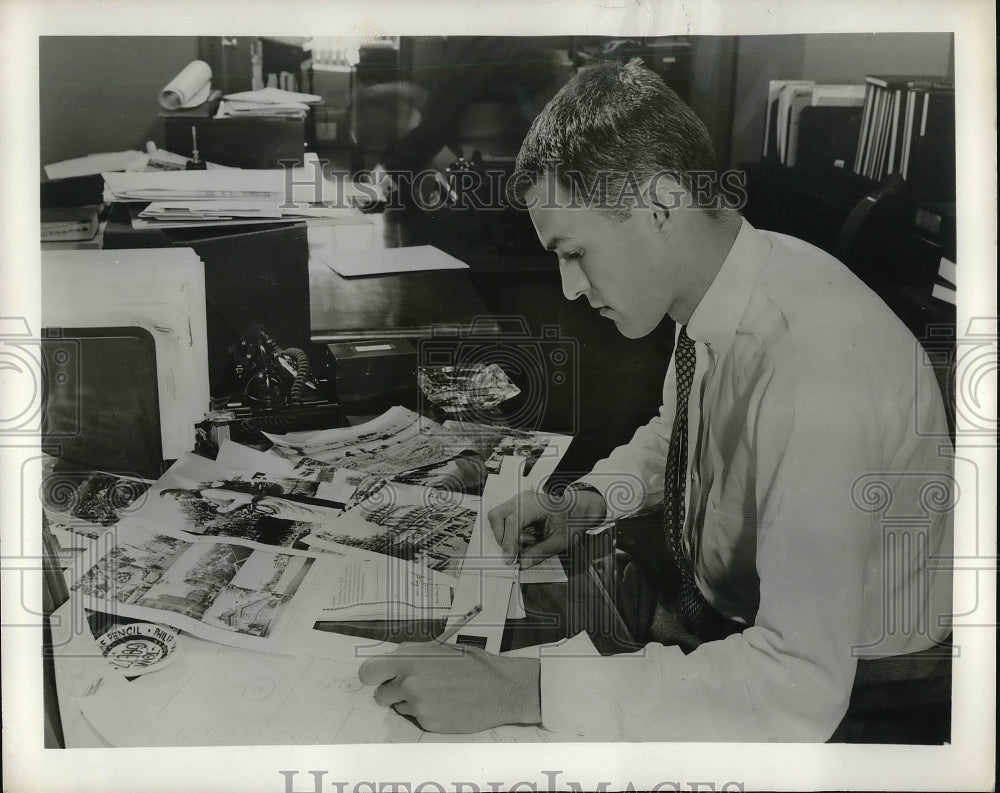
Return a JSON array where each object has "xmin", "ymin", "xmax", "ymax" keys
[
  {"xmin": 796, "ymin": 105, "xmax": 864, "ymax": 172},
  {"xmin": 921, "ymin": 90, "xmax": 956, "ymax": 137}
]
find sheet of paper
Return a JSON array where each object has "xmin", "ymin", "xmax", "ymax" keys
[
  {"xmin": 436, "ymin": 457, "xmax": 524, "ymax": 644},
  {"xmin": 444, "ymin": 564, "xmax": 516, "ymax": 652},
  {"xmin": 289, "ymin": 205, "xmax": 372, "ymax": 222},
  {"xmin": 216, "ymin": 440, "xmax": 299, "ymax": 477},
  {"xmin": 44, "ymin": 150, "xmax": 146, "ymax": 180},
  {"xmin": 139, "ymin": 200, "xmax": 285, "ymax": 219},
  {"xmin": 71, "ymin": 630, "xmax": 422, "ymax": 746},
  {"xmin": 63, "ymin": 611, "xmax": 575, "ymax": 747},
  {"xmin": 325, "ymin": 245, "xmax": 470, "ymax": 277},
  {"xmin": 502, "ymin": 630, "xmax": 601, "ymax": 663},
  {"xmin": 130, "ymin": 215, "xmax": 296, "ymax": 230},
  {"xmin": 519, "ymin": 555, "xmax": 568, "ymax": 584},
  {"xmin": 225, "ymin": 87, "xmax": 323, "ymax": 104},
  {"xmin": 264, "ymin": 405, "xmax": 420, "ymax": 458}
]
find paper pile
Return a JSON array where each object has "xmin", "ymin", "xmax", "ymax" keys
[
  {"xmin": 102, "ymin": 155, "xmax": 371, "ymax": 228},
  {"xmin": 58, "ymin": 407, "xmax": 571, "ymax": 661},
  {"xmin": 216, "ymin": 87, "xmax": 323, "ymax": 120}
]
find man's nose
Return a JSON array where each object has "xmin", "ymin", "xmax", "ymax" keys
[{"xmin": 559, "ymin": 259, "xmax": 589, "ymax": 301}]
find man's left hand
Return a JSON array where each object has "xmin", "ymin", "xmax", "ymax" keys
[{"xmin": 358, "ymin": 642, "xmax": 542, "ymax": 734}]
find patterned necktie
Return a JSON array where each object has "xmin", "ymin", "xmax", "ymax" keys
[{"xmin": 663, "ymin": 327, "xmax": 745, "ymax": 640}]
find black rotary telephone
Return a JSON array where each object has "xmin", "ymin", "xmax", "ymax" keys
[{"xmin": 227, "ymin": 325, "xmax": 317, "ymax": 410}]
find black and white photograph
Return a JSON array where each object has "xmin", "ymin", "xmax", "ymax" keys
[{"xmin": 1, "ymin": 1, "xmax": 995, "ymax": 792}]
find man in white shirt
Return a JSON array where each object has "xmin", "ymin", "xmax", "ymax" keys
[{"xmin": 359, "ymin": 59, "xmax": 953, "ymax": 741}]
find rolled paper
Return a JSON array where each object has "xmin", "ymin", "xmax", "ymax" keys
[{"xmin": 159, "ymin": 60, "xmax": 212, "ymax": 110}]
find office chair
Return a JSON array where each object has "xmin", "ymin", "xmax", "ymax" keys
[{"xmin": 834, "ymin": 178, "xmax": 957, "ymax": 441}]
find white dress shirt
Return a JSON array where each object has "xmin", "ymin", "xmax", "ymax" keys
[{"xmin": 541, "ymin": 219, "xmax": 954, "ymax": 741}]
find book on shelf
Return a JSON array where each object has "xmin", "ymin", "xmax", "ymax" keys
[
  {"xmin": 763, "ymin": 80, "xmax": 812, "ymax": 160},
  {"xmin": 763, "ymin": 81, "xmax": 865, "ymax": 168},
  {"xmin": 853, "ymin": 74, "xmax": 954, "ymax": 188}
]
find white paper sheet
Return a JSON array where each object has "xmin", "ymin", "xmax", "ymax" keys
[
  {"xmin": 325, "ymin": 245, "xmax": 470, "ymax": 277},
  {"xmin": 215, "ymin": 440, "xmax": 299, "ymax": 477},
  {"xmin": 225, "ymin": 87, "xmax": 323, "ymax": 105},
  {"xmin": 65, "ymin": 616, "xmax": 573, "ymax": 746},
  {"xmin": 44, "ymin": 150, "xmax": 146, "ymax": 180},
  {"xmin": 443, "ymin": 457, "xmax": 524, "ymax": 637},
  {"xmin": 60, "ymin": 612, "xmax": 419, "ymax": 746}
]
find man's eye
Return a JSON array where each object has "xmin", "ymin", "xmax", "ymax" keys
[{"xmin": 564, "ymin": 251, "xmax": 582, "ymax": 262}]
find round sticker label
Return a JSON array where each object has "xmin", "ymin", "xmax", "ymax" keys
[{"xmin": 96, "ymin": 622, "xmax": 180, "ymax": 675}]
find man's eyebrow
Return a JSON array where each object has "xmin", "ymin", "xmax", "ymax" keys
[{"xmin": 543, "ymin": 235, "xmax": 570, "ymax": 252}]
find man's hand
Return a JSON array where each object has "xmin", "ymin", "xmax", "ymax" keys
[
  {"xmin": 487, "ymin": 487, "xmax": 608, "ymax": 568},
  {"xmin": 357, "ymin": 642, "xmax": 541, "ymax": 734}
]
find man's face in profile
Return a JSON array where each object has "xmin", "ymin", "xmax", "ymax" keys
[{"xmin": 526, "ymin": 178, "xmax": 673, "ymax": 339}]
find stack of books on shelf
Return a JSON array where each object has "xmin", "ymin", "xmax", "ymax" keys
[
  {"xmin": 763, "ymin": 81, "xmax": 867, "ymax": 169},
  {"xmin": 852, "ymin": 74, "xmax": 955, "ymax": 186}
]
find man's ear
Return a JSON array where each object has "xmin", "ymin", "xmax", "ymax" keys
[{"xmin": 644, "ymin": 173, "xmax": 686, "ymax": 234}]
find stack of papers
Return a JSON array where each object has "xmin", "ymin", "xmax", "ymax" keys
[
  {"xmin": 103, "ymin": 158, "xmax": 372, "ymax": 228},
  {"xmin": 216, "ymin": 87, "xmax": 323, "ymax": 120},
  {"xmin": 138, "ymin": 201, "xmax": 284, "ymax": 222}
]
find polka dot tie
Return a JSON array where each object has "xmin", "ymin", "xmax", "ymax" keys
[{"xmin": 663, "ymin": 327, "xmax": 745, "ymax": 640}]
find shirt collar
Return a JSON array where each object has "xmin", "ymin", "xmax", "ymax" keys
[{"xmin": 686, "ymin": 218, "xmax": 772, "ymax": 353}]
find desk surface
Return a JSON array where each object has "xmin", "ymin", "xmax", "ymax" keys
[
  {"xmin": 310, "ymin": 259, "xmax": 496, "ymax": 342},
  {"xmin": 49, "ymin": 532, "xmax": 632, "ymax": 748},
  {"xmin": 308, "ymin": 207, "xmax": 545, "ymax": 342}
]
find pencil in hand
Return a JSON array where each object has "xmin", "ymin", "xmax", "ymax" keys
[{"xmin": 436, "ymin": 604, "xmax": 483, "ymax": 643}]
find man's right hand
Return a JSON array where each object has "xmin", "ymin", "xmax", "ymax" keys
[{"xmin": 487, "ymin": 487, "xmax": 608, "ymax": 568}]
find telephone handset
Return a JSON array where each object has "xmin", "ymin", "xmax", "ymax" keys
[{"xmin": 227, "ymin": 325, "xmax": 317, "ymax": 410}]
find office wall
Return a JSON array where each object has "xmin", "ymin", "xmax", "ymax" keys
[
  {"xmin": 727, "ymin": 32, "xmax": 954, "ymax": 169},
  {"xmin": 39, "ymin": 36, "xmax": 200, "ymax": 168}
]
